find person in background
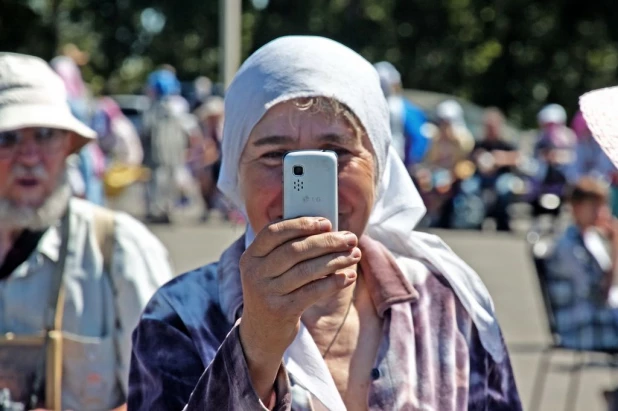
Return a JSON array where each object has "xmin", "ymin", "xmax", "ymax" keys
[
  {"xmin": 414, "ymin": 100, "xmax": 475, "ymax": 227},
  {"xmin": 471, "ymin": 107, "xmax": 520, "ymax": 231},
  {"xmin": 424, "ymin": 99, "xmax": 475, "ymax": 171},
  {"xmin": 569, "ymin": 110, "xmax": 615, "ymax": 184},
  {"xmin": 529, "ymin": 138, "xmax": 569, "ymax": 224},
  {"xmin": 579, "ymin": 82, "xmax": 618, "ymax": 411},
  {"xmin": 92, "ymin": 97, "xmax": 148, "ymax": 205},
  {"xmin": 535, "ymin": 103, "xmax": 577, "ymax": 182},
  {"xmin": 374, "ymin": 61, "xmax": 430, "ymax": 170},
  {"xmin": 141, "ymin": 68, "xmax": 193, "ymax": 223},
  {"xmin": 146, "ymin": 65, "xmax": 190, "ymax": 115},
  {"xmin": 50, "ymin": 48, "xmax": 106, "ymax": 206},
  {"xmin": 192, "ymin": 96, "xmax": 228, "ymax": 221},
  {"xmin": 93, "ymin": 97, "xmax": 143, "ymax": 167},
  {"xmin": 545, "ymin": 177, "xmax": 618, "ymax": 350},
  {"xmin": 0, "ymin": 53, "xmax": 173, "ymax": 411},
  {"xmin": 191, "ymin": 76, "xmax": 213, "ymax": 111}
]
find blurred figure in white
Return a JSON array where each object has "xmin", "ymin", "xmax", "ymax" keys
[{"xmin": 142, "ymin": 68, "xmax": 193, "ymax": 223}]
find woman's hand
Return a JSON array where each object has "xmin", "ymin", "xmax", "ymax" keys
[{"xmin": 238, "ymin": 217, "xmax": 360, "ymax": 401}]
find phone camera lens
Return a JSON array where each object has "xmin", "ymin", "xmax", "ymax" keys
[{"xmin": 293, "ymin": 165, "xmax": 304, "ymax": 176}]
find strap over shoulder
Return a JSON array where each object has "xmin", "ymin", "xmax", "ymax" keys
[{"xmin": 92, "ymin": 205, "xmax": 115, "ymax": 275}]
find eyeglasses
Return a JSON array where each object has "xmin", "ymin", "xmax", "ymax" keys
[{"xmin": 0, "ymin": 128, "xmax": 69, "ymax": 158}]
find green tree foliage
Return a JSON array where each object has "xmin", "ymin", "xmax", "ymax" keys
[
  {"xmin": 0, "ymin": 1, "xmax": 57, "ymax": 59},
  {"xmin": 4, "ymin": 0, "xmax": 618, "ymax": 127}
]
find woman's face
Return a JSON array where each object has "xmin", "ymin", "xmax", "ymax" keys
[{"xmin": 239, "ymin": 100, "xmax": 376, "ymax": 236}]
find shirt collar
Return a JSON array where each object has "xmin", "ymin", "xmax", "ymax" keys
[
  {"xmin": 358, "ymin": 235, "xmax": 419, "ymax": 318},
  {"xmin": 37, "ymin": 221, "xmax": 62, "ymax": 263}
]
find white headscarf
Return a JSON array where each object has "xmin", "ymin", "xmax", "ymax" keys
[{"xmin": 219, "ymin": 36, "xmax": 504, "ymax": 410}]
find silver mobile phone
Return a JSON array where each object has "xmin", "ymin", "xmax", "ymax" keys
[{"xmin": 283, "ymin": 150, "xmax": 338, "ymax": 231}]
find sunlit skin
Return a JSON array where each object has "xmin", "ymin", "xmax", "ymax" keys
[
  {"xmin": 239, "ymin": 100, "xmax": 376, "ymax": 238},
  {"xmin": 0, "ymin": 127, "xmax": 71, "ymax": 208},
  {"xmin": 237, "ymin": 100, "xmax": 384, "ymax": 409},
  {"xmin": 573, "ymin": 199, "xmax": 609, "ymax": 229}
]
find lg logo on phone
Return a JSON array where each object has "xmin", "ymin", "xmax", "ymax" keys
[{"xmin": 303, "ymin": 196, "xmax": 322, "ymax": 203}]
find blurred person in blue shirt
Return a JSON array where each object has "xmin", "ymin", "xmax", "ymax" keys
[
  {"xmin": 374, "ymin": 61, "xmax": 430, "ymax": 170},
  {"xmin": 545, "ymin": 177, "xmax": 618, "ymax": 350}
]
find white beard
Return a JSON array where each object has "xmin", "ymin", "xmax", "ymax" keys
[{"xmin": 0, "ymin": 176, "xmax": 72, "ymax": 231}]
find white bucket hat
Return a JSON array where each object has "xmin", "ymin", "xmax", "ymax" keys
[
  {"xmin": 436, "ymin": 99, "xmax": 466, "ymax": 126},
  {"xmin": 580, "ymin": 86, "xmax": 618, "ymax": 168},
  {"xmin": 537, "ymin": 103, "xmax": 567, "ymax": 125},
  {"xmin": 0, "ymin": 52, "xmax": 96, "ymax": 153},
  {"xmin": 374, "ymin": 61, "xmax": 401, "ymax": 96}
]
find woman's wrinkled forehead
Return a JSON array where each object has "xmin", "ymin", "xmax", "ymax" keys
[
  {"xmin": 241, "ymin": 98, "xmax": 378, "ymax": 187},
  {"xmin": 248, "ymin": 97, "xmax": 366, "ymax": 141}
]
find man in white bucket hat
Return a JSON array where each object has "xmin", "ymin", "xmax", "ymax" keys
[{"xmin": 0, "ymin": 53, "xmax": 173, "ymax": 411}]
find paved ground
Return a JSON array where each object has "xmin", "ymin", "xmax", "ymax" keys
[{"xmin": 114, "ymin": 183, "xmax": 612, "ymax": 410}]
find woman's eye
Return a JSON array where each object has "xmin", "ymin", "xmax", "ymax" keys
[
  {"xmin": 262, "ymin": 151, "xmax": 285, "ymax": 159},
  {"xmin": 330, "ymin": 148, "xmax": 351, "ymax": 157}
]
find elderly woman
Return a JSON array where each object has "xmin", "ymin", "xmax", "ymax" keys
[{"xmin": 129, "ymin": 36, "xmax": 521, "ymax": 410}]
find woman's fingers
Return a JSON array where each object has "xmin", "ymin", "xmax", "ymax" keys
[
  {"xmin": 272, "ymin": 247, "xmax": 361, "ymax": 295},
  {"xmin": 286, "ymin": 270, "xmax": 357, "ymax": 310},
  {"xmin": 237, "ymin": 216, "xmax": 360, "ymax": 362},
  {"xmin": 260, "ymin": 231, "xmax": 359, "ymax": 277},
  {"xmin": 249, "ymin": 217, "xmax": 332, "ymax": 257}
]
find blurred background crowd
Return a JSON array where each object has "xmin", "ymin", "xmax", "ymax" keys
[{"xmin": 5, "ymin": 0, "xmax": 618, "ymax": 234}]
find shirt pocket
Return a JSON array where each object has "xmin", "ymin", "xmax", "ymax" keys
[{"xmin": 61, "ymin": 332, "xmax": 123, "ymax": 411}]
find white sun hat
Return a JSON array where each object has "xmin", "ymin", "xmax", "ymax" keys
[
  {"xmin": 580, "ymin": 86, "xmax": 618, "ymax": 168},
  {"xmin": 0, "ymin": 52, "xmax": 96, "ymax": 153},
  {"xmin": 374, "ymin": 61, "xmax": 401, "ymax": 96},
  {"xmin": 537, "ymin": 103, "xmax": 567, "ymax": 125}
]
